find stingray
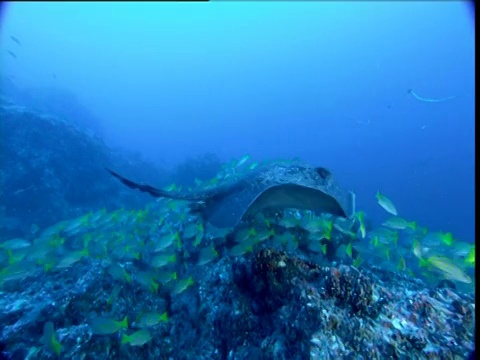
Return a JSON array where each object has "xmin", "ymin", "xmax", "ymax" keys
[{"xmin": 106, "ymin": 163, "xmax": 356, "ymax": 229}]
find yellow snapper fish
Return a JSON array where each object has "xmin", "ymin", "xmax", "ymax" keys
[
  {"xmin": 106, "ymin": 285, "xmax": 122, "ymax": 306},
  {"xmin": 345, "ymin": 242, "xmax": 353, "ymax": 258},
  {"xmin": 42, "ymin": 322, "xmax": 62, "ymax": 356},
  {"xmin": 464, "ymin": 245, "xmax": 475, "ymax": 266},
  {"xmin": 56, "ymin": 248, "xmax": 89, "ymax": 269},
  {"xmin": 151, "ymin": 253, "xmax": 177, "ymax": 268},
  {"xmin": 235, "ymin": 228, "xmax": 267, "ymax": 249},
  {"xmin": 90, "ymin": 316, "xmax": 128, "ymax": 335},
  {"xmin": 182, "ymin": 222, "xmax": 204, "ymax": 240},
  {"xmin": 382, "ymin": 216, "xmax": 416, "ymax": 231},
  {"xmin": 135, "ymin": 271, "xmax": 160, "ymax": 293},
  {"xmin": 154, "ymin": 270, "xmax": 177, "ymax": 285},
  {"xmin": 275, "ymin": 232, "xmax": 299, "ymax": 252},
  {"xmin": 416, "ymin": 236, "xmax": 475, "ymax": 268},
  {"xmin": 0, "ymin": 238, "xmax": 31, "ymax": 250},
  {"xmin": 353, "ymin": 211, "xmax": 366, "ymax": 239},
  {"xmin": 3, "ymin": 248, "xmax": 28, "ymax": 265},
  {"xmin": 154, "ymin": 232, "xmax": 180, "ymax": 252},
  {"xmin": 108, "ymin": 262, "xmax": 132, "ymax": 283},
  {"xmin": 420, "ymin": 255, "xmax": 472, "ymax": 284},
  {"xmin": 375, "ymin": 191, "xmax": 398, "ymax": 216},
  {"xmin": 301, "ymin": 217, "xmax": 333, "ymax": 241},
  {"xmin": 255, "ymin": 228, "xmax": 275, "ymax": 242},
  {"xmin": 412, "ymin": 233, "xmax": 456, "ymax": 259},
  {"xmin": 369, "ymin": 228, "xmax": 399, "ymax": 248},
  {"xmin": 135, "ymin": 311, "xmax": 168, "ymax": 328},
  {"xmin": 63, "ymin": 212, "xmax": 93, "ymax": 235},
  {"xmin": 171, "ymin": 276, "xmax": 194, "ymax": 295},
  {"xmin": 307, "ymin": 237, "xmax": 327, "ymax": 255},
  {"xmin": 334, "ymin": 216, "xmax": 358, "ymax": 239},
  {"xmin": 121, "ymin": 329, "xmax": 152, "ymax": 346},
  {"xmin": 229, "ymin": 242, "xmax": 255, "ymax": 257},
  {"xmin": 197, "ymin": 245, "xmax": 219, "ymax": 266},
  {"xmin": 235, "ymin": 154, "xmax": 251, "ymax": 168},
  {"xmin": 278, "ymin": 215, "xmax": 300, "ymax": 229},
  {"xmin": 432, "ymin": 232, "xmax": 454, "ymax": 246},
  {"xmin": 234, "ymin": 227, "xmax": 257, "ymax": 243}
]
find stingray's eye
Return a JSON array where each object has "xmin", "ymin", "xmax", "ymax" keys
[{"xmin": 315, "ymin": 167, "xmax": 331, "ymax": 179}]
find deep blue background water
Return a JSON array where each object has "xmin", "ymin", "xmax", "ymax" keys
[{"xmin": 0, "ymin": 2, "xmax": 475, "ymax": 242}]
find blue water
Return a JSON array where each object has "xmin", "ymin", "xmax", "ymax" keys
[{"xmin": 0, "ymin": 2, "xmax": 475, "ymax": 241}]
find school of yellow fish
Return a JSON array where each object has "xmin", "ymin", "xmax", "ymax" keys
[{"xmin": 0, "ymin": 155, "xmax": 475, "ymax": 355}]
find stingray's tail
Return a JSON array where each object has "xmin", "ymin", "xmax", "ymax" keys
[
  {"xmin": 106, "ymin": 168, "xmax": 201, "ymax": 201},
  {"xmin": 106, "ymin": 168, "xmax": 174, "ymax": 199}
]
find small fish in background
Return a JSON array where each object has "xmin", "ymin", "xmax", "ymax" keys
[
  {"xmin": 163, "ymin": 183, "xmax": 178, "ymax": 192},
  {"xmin": 249, "ymin": 162, "xmax": 259, "ymax": 170},
  {"xmin": 235, "ymin": 154, "xmax": 251, "ymax": 168},
  {"xmin": 407, "ymin": 88, "xmax": 456, "ymax": 103},
  {"xmin": 10, "ymin": 35, "xmax": 21, "ymax": 46},
  {"xmin": 375, "ymin": 191, "xmax": 398, "ymax": 216},
  {"xmin": 7, "ymin": 50, "xmax": 16, "ymax": 59},
  {"xmin": 52, "ymin": 73, "xmax": 57, "ymax": 79}
]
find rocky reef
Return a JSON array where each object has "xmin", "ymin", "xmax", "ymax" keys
[
  {"xmin": 0, "ymin": 246, "xmax": 474, "ymax": 359},
  {"xmin": 0, "ymin": 100, "xmax": 166, "ymax": 241},
  {"xmin": 0, "ymin": 84, "xmax": 222, "ymax": 242}
]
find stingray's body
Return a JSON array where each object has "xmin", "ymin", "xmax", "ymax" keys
[{"xmin": 107, "ymin": 163, "xmax": 355, "ymax": 229}]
